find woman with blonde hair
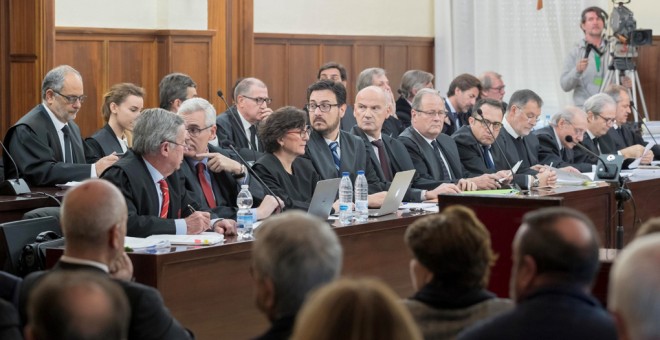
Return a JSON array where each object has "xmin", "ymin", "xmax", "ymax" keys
[
  {"xmin": 291, "ymin": 278, "xmax": 422, "ymax": 340},
  {"xmin": 85, "ymin": 83, "xmax": 144, "ymax": 163}
]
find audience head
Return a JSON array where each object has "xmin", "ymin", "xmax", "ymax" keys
[
  {"xmin": 470, "ymin": 98, "xmax": 505, "ymax": 146},
  {"xmin": 101, "ymin": 83, "xmax": 145, "ymax": 135},
  {"xmin": 251, "ymin": 211, "xmax": 342, "ymax": 321},
  {"xmin": 398, "ymin": 70, "xmax": 434, "ymax": 101},
  {"xmin": 178, "ymin": 97, "xmax": 217, "ymax": 159},
  {"xmin": 405, "ymin": 205, "xmax": 496, "ymax": 292},
  {"xmin": 258, "ymin": 106, "xmax": 309, "ymax": 155},
  {"xmin": 307, "ymin": 79, "xmax": 347, "ymax": 139},
  {"xmin": 608, "ymin": 234, "xmax": 660, "ymax": 340},
  {"xmin": 355, "ymin": 86, "xmax": 389, "ymax": 138},
  {"xmin": 318, "ymin": 62, "xmax": 348, "ymax": 86},
  {"xmin": 61, "ymin": 179, "xmax": 127, "ymax": 264},
  {"xmin": 41, "ymin": 65, "xmax": 84, "ymax": 123},
  {"xmin": 505, "ymin": 89, "xmax": 544, "ymax": 136},
  {"xmin": 158, "ymin": 73, "xmax": 197, "ymax": 112},
  {"xmin": 510, "ymin": 207, "xmax": 599, "ymax": 301},
  {"xmin": 410, "ymin": 88, "xmax": 445, "ymax": 140},
  {"xmin": 291, "ymin": 278, "xmax": 422, "ymax": 340},
  {"xmin": 635, "ymin": 217, "xmax": 660, "ymax": 239},
  {"xmin": 479, "ymin": 71, "xmax": 506, "ymax": 101},
  {"xmin": 233, "ymin": 77, "xmax": 271, "ymax": 125},
  {"xmin": 132, "ymin": 108, "xmax": 187, "ymax": 175},
  {"xmin": 604, "ymin": 84, "xmax": 631, "ymax": 126},
  {"xmin": 550, "ymin": 106, "xmax": 588, "ymax": 149},
  {"xmin": 584, "ymin": 93, "xmax": 616, "ymax": 137},
  {"xmin": 580, "ymin": 6, "xmax": 606, "ymax": 36},
  {"xmin": 26, "ymin": 271, "xmax": 130, "ymax": 340},
  {"xmin": 446, "ymin": 73, "xmax": 481, "ymax": 113}
]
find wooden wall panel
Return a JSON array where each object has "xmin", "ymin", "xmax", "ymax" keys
[
  {"xmin": 170, "ymin": 41, "xmax": 212, "ymax": 101},
  {"xmin": 254, "ymin": 33, "xmax": 434, "ymax": 109},
  {"xmin": 636, "ymin": 37, "xmax": 660, "ymax": 121}
]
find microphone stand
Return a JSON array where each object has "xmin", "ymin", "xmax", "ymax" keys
[{"xmin": 630, "ymin": 102, "xmax": 658, "ymax": 146}]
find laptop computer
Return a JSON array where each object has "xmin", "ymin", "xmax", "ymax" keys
[
  {"xmin": 368, "ymin": 170, "xmax": 416, "ymax": 217},
  {"xmin": 307, "ymin": 178, "xmax": 341, "ymax": 220}
]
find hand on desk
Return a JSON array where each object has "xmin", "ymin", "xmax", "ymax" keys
[
  {"xmin": 368, "ymin": 191, "xmax": 388, "ymax": 208},
  {"xmin": 109, "ymin": 252, "xmax": 134, "ymax": 281},
  {"xmin": 185, "ymin": 211, "xmax": 211, "ymax": 234},
  {"xmin": 213, "ymin": 219, "xmax": 237, "ymax": 236},
  {"xmin": 537, "ymin": 168, "xmax": 557, "ymax": 187},
  {"xmin": 469, "ymin": 173, "xmax": 502, "ymax": 190}
]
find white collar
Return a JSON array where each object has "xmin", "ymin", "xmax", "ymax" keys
[
  {"xmin": 42, "ymin": 103, "xmax": 67, "ymax": 131},
  {"xmin": 502, "ymin": 114, "xmax": 521, "ymax": 139},
  {"xmin": 60, "ymin": 255, "xmax": 109, "ymax": 273}
]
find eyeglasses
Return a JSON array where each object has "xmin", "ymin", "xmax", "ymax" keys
[
  {"xmin": 164, "ymin": 140, "xmax": 190, "ymax": 151},
  {"xmin": 286, "ymin": 126, "xmax": 311, "ymax": 138},
  {"xmin": 242, "ymin": 95, "xmax": 272, "ymax": 106},
  {"xmin": 414, "ymin": 109, "xmax": 447, "ymax": 118},
  {"xmin": 355, "ymin": 104, "xmax": 384, "ymax": 115},
  {"xmin": 474, "ymin": 117, "xmax": 503, "ymax": 129},
  {"xmin": 186, "ymin": 125, "xmax": 213, "ymax": 137},
  {"xmin": 307, "ymin": 102, "xmax": 339, "ymax": 113},
  {"xmin": 595, "ymin": 114, "xmax": 616, "ymax": 125},
  {"xmin": 514, "ymin": 106, "xmax": 540, "ymax": 123},
  {"xmin": 489, "ymin": 85, "xmax": 506, "ymax": 93},
  {"xmin": 52, "ymin": 90, "xmax": 87, "ymax": 104},
  {"xmin": 565, "ymin": 121, "xmax": 586, "ymax": 136}
]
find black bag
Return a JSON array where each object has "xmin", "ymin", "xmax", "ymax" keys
[{"xmin": 18, "ymin": 231, "xmax": 62, "ymax": 276}]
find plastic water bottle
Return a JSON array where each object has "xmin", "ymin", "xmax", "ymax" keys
[
  {"xmin": 339, "ymin": 172, "xmax": 353, "ymax": 225},
  {"xmin": 354, "ymin": 170, "xmax": 369, "ymax": 223},
  {"xmin": 236, "ymin": 184, "xmax": 254, "ymax": 240}
]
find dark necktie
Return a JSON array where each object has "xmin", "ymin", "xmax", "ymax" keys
[
  {"xmin": 61, "ymin": 125, "xmax": 73, "ymax": 163},
  {"xmin": 617, "ymin": 128, "xmax": 625, "ymax": 144},
  {"xmin": 371, "ymin": 139, "xmax": 393, "ymax": 181},
  {"xmin": 197, "ymin": 163, "xmax": 216, "ymax": 208},
  {"xmin": 513, "ymin": 137, "xmax": 529, "ymax": 165},
  {"xmin": 482, "ymin": 145, "xmax": 495, "ymax": 170},
  {"xmin": 159, "ymin": 179, "xmax": 169, "ymax": 218},
  {"xmin": 329, "ymin": 142, "xmax": 340, "ymax": 171},
  {"xmin": 561, "ymin": 147, "xmax": 569, "ymax": 161},
  {"xmin": 431, "ymin": 140, "xmax": 451, "ymax": 181},
  {"xmin": 593, "ymin": 137, "xmax": 602, "ymax": 154},
  {"xmin": 249, "ymin": 125, "xmax": 260, "ymax": 152}
]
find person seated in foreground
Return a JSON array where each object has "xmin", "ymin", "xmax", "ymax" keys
[
  {"xmin": 403, "ymin": 205, "xmax": 513, "ymax": 339},
  {"xmin": 291, "ymin": 278, "xmax": 423, "ymax": 340}
]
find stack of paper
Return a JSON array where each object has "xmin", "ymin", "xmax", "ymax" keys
[
  {"xmin": 124, "ymin": 237, "xmax": 171, "ymax": 251},
  {"xmin": 146, "ymin": 232, "xmax": 224, "ymax": 246}
]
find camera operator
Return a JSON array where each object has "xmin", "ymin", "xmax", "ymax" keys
[{"xmin": 560, "ymin": 6, "xmax": 632, "ymax": 108}]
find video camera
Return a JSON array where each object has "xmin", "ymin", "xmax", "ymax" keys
[{"xmin": 609, "ymin": 0, "xmax": 652, "ymax": 58}]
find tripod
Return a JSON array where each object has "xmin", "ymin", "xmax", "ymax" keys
[{"xmin": 600, "ymin": 46, "xmax": 650, "ymax": 122}]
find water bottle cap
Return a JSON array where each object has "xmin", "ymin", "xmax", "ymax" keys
[
  {"xmin": 342, "ymin": 172, "xmax": 350, "ymax": 177},
  {"xmin": 357, "ymin": 170, "xmax": 365, "ymax": 175},
  {"xmin": 241, "ymin": 184, "xmax": 249, "ymax": 189}
]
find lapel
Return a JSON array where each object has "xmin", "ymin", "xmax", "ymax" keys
[
  {"xmin": 67, "ymin": 121, "xmax": 86, "ymax": 163},
  {"xmin": 229, "ymin": 110, "xmax": 250, "ymax": 149},
  {"xmin": 583, "ymin": 134, "xmax": 599, "ymax": 154},
  {"xmin": 351, "ymin": 127, "xmax": 386, "ymax": 180},
  {"xmin": 306, "ymin": 130, "xmax": 339, "ymax": 179},
  {"xmin": 409, "ymin": 128, "xmax": 442, "ymax": 179},
  {"xmin": 435, "ymin": 135, "xmax": 458, "ymax": 178},
  {"xmin": 382, "ymin": 135, "xmax": 403, "ymax": 174},
  {"xmin": 36, "ymin": 107, "xmax": 66, "ymax": 162}
]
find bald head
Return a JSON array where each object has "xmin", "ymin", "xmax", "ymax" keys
[
  {"xmin": 355, "ymin": 86, "xmax": 389, "ymax": 138},
  {"xmin": 61, "ymin": 179, "xmax": 127, "ymax": 249}
]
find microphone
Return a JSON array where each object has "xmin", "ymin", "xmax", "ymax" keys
[
  {"xmin": 565, "ymin": 135, "xmax": 617, "ymax": 180},
  {"xmin": 220, "ymin": 140, "xmax": 280, "ymax": 207},
  {"xmin": 629, "ymin": 101, "xmax": 658, "ymax": 146},
  {"xmin": 476, "ymin": 109, "xmax": 521, "ymax": 191},
  {"xmin": 0, "ymin": 139, "xmax": 31, "ymax": 195},
  {"xmin": 216, "ymin": 89, "xmax": 260, "ymax": 159}
]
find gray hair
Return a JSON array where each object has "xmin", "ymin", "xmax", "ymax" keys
[
  {"xmin": 252, "ymin": 211, "xmax": 342, "ymax": 318},
  {"xmin": 603, "ymin": 84, "xmax": 628, "ymax": 104},
  {"xmin": 479, "ymin": 71, "xmax": 502, "ymax": 91},
  {"xmin": 550, "ymin": 106, "xmax": 587, "ymax": 126},
  {"xmin": 356, "ymin": 67, "xmax": 386, "ymax": 92},
  {"xmin": 234, "ymin": 77, "xmax": 267, "ymax": 101},
  {"xmin": 158, "ymin": 73, "xmax": 196, "ymax": 110},
  {"xmin": 41, "ymin": 65, "xmax": 82, "ymax": 100},
  {"xmin": 132, "ymin": 108, "xmax": 184, "ymax": 156},
  {"xmin": 411, "ymin": 88, "xmax": 442, "ymax": 111},
  {"xmin": 608, "ymin": 234, "xmax": 660, "ymax": 340},
  {"xmin": 178, "ymin": 97, "xmax": 216, "ymax": 127},
  {"xmin": 583, "ymin": 93, "xmax": 615, "ymax": 115},
  {"xmin": 507, "ymin": 89, "xmax": 544, "ymax": 112},
  {"xmin": 398, "ymin": 70, "xmax": 434, "ymax": 100}
]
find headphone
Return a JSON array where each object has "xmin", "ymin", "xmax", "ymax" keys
[{"xmin": 581, "ymin": 6, "xmax": 609, "ymax": 30}]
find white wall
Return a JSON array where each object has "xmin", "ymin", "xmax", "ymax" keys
[
  {"xmin": 253, "ymin": 0, "xmax": 434, "ymax": 37},
  {"xmin": 55, "ymin": 0, "xmax": 208, "ymax": 30}
]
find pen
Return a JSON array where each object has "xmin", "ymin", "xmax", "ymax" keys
[{"xmin": 187, "ymin": 204, "xmax": 196, "ymax": 214}]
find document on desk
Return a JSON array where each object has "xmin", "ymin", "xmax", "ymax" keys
[
  {"xmin": 146, "ymin": 232, "xmax": 224, "ymax": 246},
  {"xmin": 124, "ymin": 237, "xmax": 170, "ymax": 251},
  {"xmin": 548, "ymin": 166, "xmax": 593, "ymax": 186},
  {"xmin": 461, "ymin": 189, "xmax": 519, "ymax": 196},
  {"xmin": 628, "ymin": 141, "xmax": 656, "ymax": 169}
]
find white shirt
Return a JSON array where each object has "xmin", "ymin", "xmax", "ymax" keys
[
  {"xmin": 414, "ymin": 127, "xmax": 452, "ymax": 181},
  {"xmin": 237, "ymin": 109, "xmax": 258, "ymax": 150}
]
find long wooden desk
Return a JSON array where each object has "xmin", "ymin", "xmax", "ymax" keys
[{"xmin": 0, "ymin": 188, "xmax": 63, "ymax": 223}]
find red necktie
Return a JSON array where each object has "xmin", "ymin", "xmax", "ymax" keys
[
  {"xmin": 197, "ymin": 163, "xmax": 216, "ymax": 208},
  {"xmin": 158, "ymin": 179, "xmax": 169, "ymax": 218}
]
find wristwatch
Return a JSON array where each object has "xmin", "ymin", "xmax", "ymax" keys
[
  {"xmin": 233, "ymin": 165, "xmax": 247, "ymax": 179},
  {"xmin": 532, "ymin": 176, "xmax": 540, "ymax": 188}
]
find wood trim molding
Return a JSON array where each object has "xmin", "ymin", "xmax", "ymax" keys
[{"xmin": 255, "ymin": 32, "xmax": 434, "ymax": 45}]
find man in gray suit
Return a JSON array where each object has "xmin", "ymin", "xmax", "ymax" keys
[
  {"xmin": 534, "ymin": 106, "xmax": 590, "ymax": 172},
  {"xmin": 304, "ymin": 80, "xmax": 388, "ymax": 206},
  {"xmin": 398, "ymin": 88, "xmax": 503, "ymax": 190}
]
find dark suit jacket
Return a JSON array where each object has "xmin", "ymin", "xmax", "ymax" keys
[
  {"xmin": 442, "ymin": 98, "xmax": 470, "ymax": 136},
  {"xmin": 351, "ymin": 126, "xmax": 427, "ymax": 201},
  {"xmin": 398, "ymin": 127, "xmax": 464, "ymax": 185},
  {"xmin": 573, "ymin": 132, "xmax": 617, "ymax": 166},
  {"xmin": 0, "ymin": 299, "xmax": 20, "ymax": 340},
  {"xmin": 458, "ymin": 284, "xmax": 617, "ymax": 340},
  {"xmin": 3, "ymin": 104, "xmax": 91, "ymax": 186},
  {"xmin": 20, "ymin": 261, "xmax": 193, "ymax": 340},
  {"xmin": 340, "ymin": 105, "xmax": 357, "ymax": 132},
  {"xmin": 215, "ymin": 107, "xmax": 264, "ymax": 161},
  {"xmin": 253, "ymin": 153, "xmax": 319, "ymax": 210},
  {"xmin": 395, "ymin": 96, "xmax": 412, "ymax": 129},
  {"xmin": 496, "ymin": 125, "xmax": 541, "ymax": 175},
  {"xmin": 608, "ymin": 123, "xmax": 660, "ymax": 160},
  {"xmin": 101, "ymin": 151, "xmax": 204, "ymax": 237},
  {"xmin": 304, "ymin": 129, "xmax": 383, "ymax": 194},
  {"xmin": 534, "ymin": 126, "xmax": 592, "ymax": 172},
  {"xmin": 85, "ymin": 124, "xmax": 124, "ymax": 163}
]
